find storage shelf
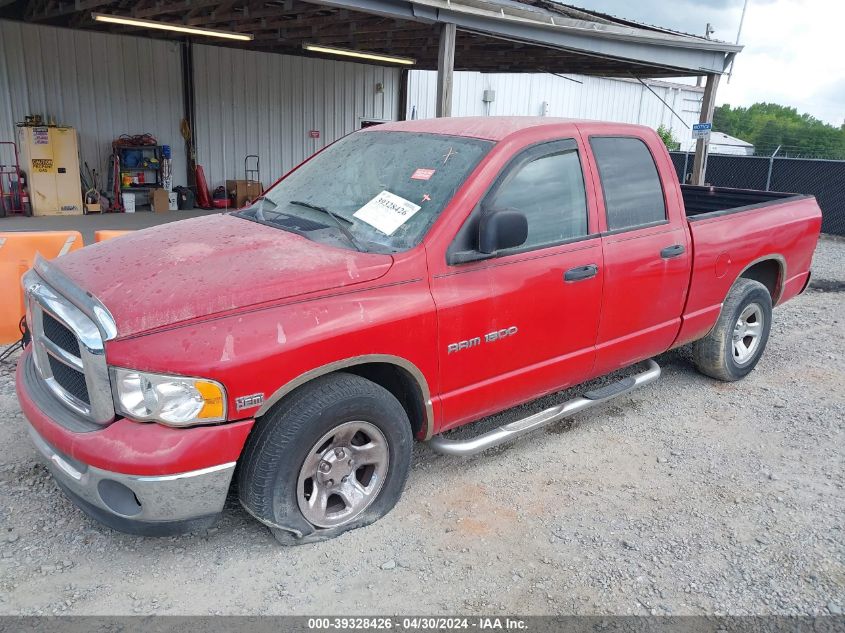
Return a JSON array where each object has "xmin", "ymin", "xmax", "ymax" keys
[{"xmin": 114, "ymin": 143, "xmax": 164, "ymax": 195}]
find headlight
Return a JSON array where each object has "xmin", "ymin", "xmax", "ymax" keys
[{"xmin": 110, "ymin": 367, "xmax": 226, "ymax": 427}]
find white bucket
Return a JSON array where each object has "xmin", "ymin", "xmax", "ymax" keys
[{"xmin": 123, "ymin": 193, "xmax": 135, "ymax": 213}]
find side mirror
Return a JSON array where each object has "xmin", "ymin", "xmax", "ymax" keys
[{"xmin": 478, "ymin": 208, "xmax": 528, "ymax": 254}]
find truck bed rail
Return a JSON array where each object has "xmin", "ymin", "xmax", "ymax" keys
[{"xmin": 681, "ymin": 185, "xmax": 809, "ymax": 220}]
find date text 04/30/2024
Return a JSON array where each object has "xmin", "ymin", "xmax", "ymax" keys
[{"xmin": 306, "ymin": 617, "xmax": 528, "ymax": 630}]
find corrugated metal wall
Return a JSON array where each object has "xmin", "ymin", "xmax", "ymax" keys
[
  {"xmin": 0, "ymin": 19, "xmax": 185, "ymax": 187},
  {"xmin": 0, "ymin": 20, "xmax": 401, "ymax": 196},
  {"xmin": 193, "ymin": 44, "xmax": 401, "ymax": 188},
  {"xmin": 1, "ymin": 19, "xmax": 702, "ymax": 198},
  {"xmin": 407, "ymin": 70, "xmax": 703, "ymax": 145}
]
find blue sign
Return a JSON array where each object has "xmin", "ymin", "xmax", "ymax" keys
[{"xmin": 692, "ymin": 122, "xmax": 712, "ymax": 139}]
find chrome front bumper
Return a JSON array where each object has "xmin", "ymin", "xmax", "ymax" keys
[{"xmin": 27, "ymin": 423, "xmax": 235, "ymax": 536}]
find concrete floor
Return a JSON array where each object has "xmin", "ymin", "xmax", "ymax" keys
[{"xmin": 0, "ymin": 209, "xmax": 220, "ymax": 245}]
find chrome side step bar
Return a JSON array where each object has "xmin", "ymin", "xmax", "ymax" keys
[{"xmin": 427, "ymin": 359, "xmax": 661, "ymax": 457}]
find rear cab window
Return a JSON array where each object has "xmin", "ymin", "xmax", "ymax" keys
[{"xmin": 589, "ymin": 136, "xmax": 667, "ymax": 232}]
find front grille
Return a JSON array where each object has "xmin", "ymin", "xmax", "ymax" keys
[
  {"xmin": 25, "ymin": 270, "xmax": 115, "ymax": 426},
  {"xmin": 43, "ymin": 311, "xmax": 81, "ymax": 356},
  {"xmin": 47, "ymin": 355, "xmax": 90, "ymax": 405}
]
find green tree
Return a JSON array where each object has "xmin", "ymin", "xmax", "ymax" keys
[
  {"xmin": 713, "ymin": 102, "xmax": 845, "ymax": 159},
  {"xmin": 656, "ymin": 124, "xmax": 680, "ymax": 151}
]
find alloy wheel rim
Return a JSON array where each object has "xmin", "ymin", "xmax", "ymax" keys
[
  {"xmin": 297, "ymin": 420, "xmax": 389, "ymax": 528},
  {"xmin": 732, "ymin": 303, "xmax": 764, "ymax": 365}
]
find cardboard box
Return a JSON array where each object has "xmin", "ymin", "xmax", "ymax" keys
[
  {"xmin": 226, "ymin": 179, "xmax": 263, "ymax": 209},
  {"xmin": 151, "ymin": 188, "xmax": 170, "ymax": 213}
]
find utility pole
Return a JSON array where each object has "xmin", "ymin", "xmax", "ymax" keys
[
  {"xmin": 735, "ymin": 0, "xmax": 749, "ymax": 44},
  {"xmin": 691, "ymin": 73, "xmax": 721, "ymax": 186},
  {"xmin": 728, "ymin": 0, "xmax": 750, "ymax": 82}
]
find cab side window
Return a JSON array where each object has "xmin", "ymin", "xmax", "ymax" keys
[
  {"xmin": 489, "ymin": 141, "xmax": 588, "ymax": 250},
  {"xmin": 589, "ymin": 136, "xmax": 667, "ymax": 231}
]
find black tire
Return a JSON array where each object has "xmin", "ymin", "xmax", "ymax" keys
[
  {"xmin": 238, "ymin": 372, "xmax": 413, "ymax": 545},
  {"xmin": 693, "ymin": 278, "xmax": 773, "ymax": 381}
]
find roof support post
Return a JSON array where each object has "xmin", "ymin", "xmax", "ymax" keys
[
  {"xmin": 180, "ymin": 39, "xmax": 197, "ymax": 188},
  {"xmin": 691, "ymin": 72, "xmax": 720, "ymax": 186},
  {"xmin": 436, "ymin": 22, "xmax": 456, "ymax": 118}
]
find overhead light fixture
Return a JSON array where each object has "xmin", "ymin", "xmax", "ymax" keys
[
  {"xmin": 92, "ymin": 13, "xmax": 254, "ymax": 41},
  {"xmin": 303, "ymin": 43, "xmax": 415, "ymax": 66}
]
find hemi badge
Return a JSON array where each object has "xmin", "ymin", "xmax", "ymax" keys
[{"xmin": 236, "ymin": 393, "xmax": 264, "ymax": 410}]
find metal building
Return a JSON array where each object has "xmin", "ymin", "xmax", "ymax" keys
[
  {"xmin": 0, "ymin": 0, "xmax": 741, "ymax": 191},
  {"xmin": 407, "ymin": 70, "xmax": 704, "ymax": 141},
  {"xmin": 679, "ymin": 131, "xmax": 755, "ymax": 155},
  {"xmin": 0, "ymin": 19, "xmax": 402, "ymax": 189}
]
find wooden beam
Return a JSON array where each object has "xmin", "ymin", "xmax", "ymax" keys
[
  {"xmin": 185, "ymin": 2, "xmax": 304, "ymax": 25},
  {"xmin": 691, "ymin": 72, "xmax": 720, "ymax": 186},
  {"xmin": 237, "ymin": 11, "xmax": 384, "ymax": 35},
  {"xmin": 23, "ymin": 0, "xmax": 48, "ymax": 19},
  {"xmin": 435, "ymin": 22, "xmax": 455, "ymax": 118},
  {"xmin": 132, "ymin": 0, "xmax": 218, "ymax": 19},
  {"xmin": 26, "ymin": 0, "xmax": 112, "ymax": 20},
  {"xmin": 255, "ymin": 24, "xmax": 432, "ymax": 44}
]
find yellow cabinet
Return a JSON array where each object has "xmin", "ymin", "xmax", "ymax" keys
[{"xmin": 18, "ymin": 126, "xmax": 83, "ymax": 216}]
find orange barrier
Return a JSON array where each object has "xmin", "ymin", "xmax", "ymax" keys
[
  {"xmin": 0, "ymin": 231, "xmax": 83, "ymax": 344},
  {"xmin": 94, "ymin": 230, "xmax": 132, "ymax": 242}
]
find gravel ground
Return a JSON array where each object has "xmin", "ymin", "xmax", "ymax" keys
[{"xmin": 0, "ymin": 236, "xmax": 842, "ymax": 617}]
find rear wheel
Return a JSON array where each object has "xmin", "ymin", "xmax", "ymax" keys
[
  {"xmin": 238, "ymin": 373, "xmax": 412, "ymax": 545},
  {"xmin": 693, "ymin": 278, "xmax": 772, "ymax": 381}
]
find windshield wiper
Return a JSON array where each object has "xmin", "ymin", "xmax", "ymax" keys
[
  {"xmin": 251, "ymin": 195, "xmax": 277, "ymax": 221},
  {"xmin": 289, "ymin": 200, "xmax": 368, "ymax": 253}
]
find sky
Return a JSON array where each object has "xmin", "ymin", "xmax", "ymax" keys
[{"xmin": 580, "ymin": 0, "xmax": 845, "ymax": 126}]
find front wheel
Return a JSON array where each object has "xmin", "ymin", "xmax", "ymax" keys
[
  {"xmin": 237, "ymin": 373, "xmax": 412, "ymax": 545},
  {"xmin": 693, "ymin": 278, "xmax": 773, "ymax": 381},
  {"xmin": 296, "ymin": 420, "xmax": 391, "ymax": 529}
]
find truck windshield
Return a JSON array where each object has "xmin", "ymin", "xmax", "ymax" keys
[{"xmin": 236, "ymin": 131, "xmax": 493, "ymax": 252}]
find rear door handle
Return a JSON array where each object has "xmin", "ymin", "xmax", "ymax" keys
[
  {"xmin": 564, "ymin": 264, "xmax": 598, "ymax": 282},
  {"xmin": 660, "ymin": 244, "xmax": 685, "ymax": 259}
]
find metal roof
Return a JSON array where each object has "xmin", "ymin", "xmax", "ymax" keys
[
  {"xmin": 3, "ymin": 0, "xmax": 741, "ymax": 77},
  {"xmin": 710, "ymin": 131, "xmax": 754, "ymax": 147},
  {"xmin": 402, "ymin": 0, "xmax": 741, "ymax": 74}
]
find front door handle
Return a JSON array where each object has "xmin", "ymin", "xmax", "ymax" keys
[
  {"xmin": 564, "ymin": 264, "xmax": 598, "ymax": 282},
  {"xmin": 660, "ymin": 244, "xmax": 685, "ymax": 259}
]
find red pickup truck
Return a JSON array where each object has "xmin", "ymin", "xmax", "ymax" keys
[{"xmin": 16, "ymin": 117, "xmax": 821, "ymax": 544}]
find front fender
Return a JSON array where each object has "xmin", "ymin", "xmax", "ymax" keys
[{"xmin": 105, "ymin": 276, "xmax": 438, "ymax": 435}]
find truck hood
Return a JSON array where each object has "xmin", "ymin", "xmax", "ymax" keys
[{"xmin": 53, "ymin": 214, "xmax": 393, "ymax": 337}]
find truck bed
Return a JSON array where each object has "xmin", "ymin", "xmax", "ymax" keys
[
  {"xmin": 681, "ymin": 184, "xmax": 810, "ymax": 220},
  {"xmin": 679, "ymin": 183, "xmax": 821, "ymax": 350}
]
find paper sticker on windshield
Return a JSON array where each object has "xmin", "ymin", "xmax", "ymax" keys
[
  {"xmin": 353, "ymin": 191, "xmax": 421, "ymax": 236},
  {"xmin": 411, "ymin": 168, "xmax": 435, "ymax": 181}
]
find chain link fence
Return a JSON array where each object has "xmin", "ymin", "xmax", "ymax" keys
[{"xmin": 669, "ymin": 152, "xmax": 845, "ymax": 236}]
